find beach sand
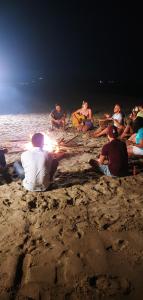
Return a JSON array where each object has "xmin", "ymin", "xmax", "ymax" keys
[{"xmin": 0, "ymin": 113, "xmax": 143, "ymax": 300}]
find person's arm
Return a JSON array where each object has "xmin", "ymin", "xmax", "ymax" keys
[
  {"xmin": 113, "ymin": 119, "xmax": 122, "ymax": 127},
  {"xmin": 88, "ymin": 108, "xmax": 92, "ymax": 120},
  {"xmin": 50, "ymin": 111, "xmax": 60, "ymax": 124},
  {"xmin": 72, "ymin": 109, "xmax": 81, "ymax": 116},
  {"xmin": 104, "ymin": 113, "xmax": 111, "ymax": 119},
  {"xmin": 98, "ymin": 114, "xmax": 111, "ymax": 124},
  {"xmin": 97, "ymin": 144, "xmax": 108, "ymax": 164},
  {"xmin": 97, "ymin": 154, "xmax": 106, "ymax": 164},
  {"xmin": 61, "ymin": 111, "xmax": 66, "ymax": 120},
  {"xmin": 50, "ymin": 111, "xmax": 55, "ymax": 120},
  {"xmin": 134, "ymin": 139, "xmax": 143, "ymax": 148}
]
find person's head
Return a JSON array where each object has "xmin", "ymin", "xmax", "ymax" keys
[
  {"xmin": 130, "ymin": 111, "xmax": 137, "ymax": 120},
  {"xmin": 32, "ymin": 133, "xmax": 44, "ymax": 148},
  {"xmin": 133, "ymin": 116, "xmax": 143, "ymax": 133},
  {"xmin": 132, "ymin": 106, "xmax": 139, "ymax": 113},
  {"xmin": 138, "ymin": 105, "xmax": 143, "ymax": 111},
  {"xmin": 55, "ymin": 104, "xmax": 61, "ymax": 112},
  {"xmin": 82, "ymin": 101, "xmax": 88, "ymax": 109},
  {"xmin": 113, "ymin": 104, "xmax": 121, "ymax": 114},
  {"xmin": 130, "ymin": 106, "xmax": 138, "ymax": 119},
  {"xmin": 107, "ymin": 125, "xmax": 118, "ymax": 140}
]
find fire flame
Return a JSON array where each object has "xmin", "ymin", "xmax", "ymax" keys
[{"xmin": 24, "ymin": 133, "xmax": 59, "ymax": 152}]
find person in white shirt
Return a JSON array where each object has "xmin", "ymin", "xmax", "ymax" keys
[
  {"xmin": 14, "ymin": 133, "xmax": 58, "ymax": 191},
  {"xmin": 93, "ymin": 104, "xmax": 124, "ymax": 138}
]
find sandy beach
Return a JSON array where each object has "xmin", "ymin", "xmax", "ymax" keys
[{"xmin": 0, "ymin": 113, "xmax": 143, "ymax": 300}]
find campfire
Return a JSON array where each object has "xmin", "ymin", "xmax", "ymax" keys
[
  {"xmin": 24, "ymin": 133, "xmax": 59, "ymax": 152},
  {"xmin": 24, "ymin": 133, "xmax": 80, "ymax": 153},
  {"xmin": 2, "ymin": 133, "xmax": 79, "ymax": 156}
]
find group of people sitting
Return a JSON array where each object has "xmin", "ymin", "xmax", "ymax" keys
[
  {"xmin": 0, "ymin": 101, "xmax": 143, "ymax": 192},
  {"xmin": 50, "ymin": 101, "xmax": 93, "ymax": 132},
  {"xmin": 50, "ymin": 101, "xmax": 143, "ymax": 157}
]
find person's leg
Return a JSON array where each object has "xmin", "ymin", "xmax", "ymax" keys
[
  {"xmin": 92, "ymin": 119, "xmax": 109, "ymax": 136},
  {"xmin": 58, "ymin": 119, "xmax": 66, "ymax": 129},
  {"xmin": 98, "ymin": 164, "xmax": 112, "ymax": 176},
  {"xmin": 61, "ymin": 118, "xmax": 66, "ymax": 129},
  {"xmin": 128, "ymin": 133, "xmax": 136, "ymax": 143},
  {"xmin": 82, "ymin": 125, "xmax": 89, "ymax": 132},
  {"xmin": 127, "ymin": 145, "xmax": 133, "ymax": 157},
  {"xmin": 0, "ymin": 150, "xmax": 11, "ymax": 183},
  {"xmin": 92, "ymin": 126, "xmax": 103, "ymax": 136},
  {"xmin": 128, "ymin": 145, "xmax": 143, "ymax": 157},
  {"xmin": 51, "ymin": 119, "xmax": 60, "ymax": 129},
  {"xmin": 120, "ymin": 125, "xmax": 131, "ymax": 139},
  {"xmin": 49, "ymin": 159, "xmax": 59, "ymax": 181},
  {"xmin": 13, "ymin": 161, "xmax": 25, "ymax": 179},
  {"xmin": 0, "ymin": 149, "xmax": 7, "ymax": 169},
  {"xmin": 94, "ymin": 127, "xmax": 108, "ymax": 137},
  {"xmin": 77, "ymin": 124, "xmax": 84, "ymax": 131},
  {"xmin": 51, "ymin": 119, "xmax": 55, "ymax": 130},
  {"xmin": 82, "ymin": 121, "xmax": 94, "ymax": 132},
  {"xmin": 89, "ymin": 159, "xmax": 112, "ymax": 176},
  {"xmin": 117, "ymin": 126, "xmax": 124, "ymax": 136}
]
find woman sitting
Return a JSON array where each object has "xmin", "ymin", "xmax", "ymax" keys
[
  {"xmin": 127, "ymin": 127, "xmax": 143, "ymax": 156},
  {"xmin": 120, "ymin": 107, "xmax": 139, "ymax": 139},
  {"xmin": 121, "ymin": 106, "xmax": 143, "ymax": 139},
  {"xmin": 72, "ymin": 101, "xmax": 93, "ymax": 132}
]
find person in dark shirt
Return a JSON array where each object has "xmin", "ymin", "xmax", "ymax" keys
[
  {"xmin": 89, "ymin": 125, "xmax": 128, "ymax": 177},
  {"xmin": 50, "ymin": 104, "xmax": 66, "ymax": 129}
]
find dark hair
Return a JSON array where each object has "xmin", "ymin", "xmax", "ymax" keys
[
  {"xmin": 32, "ymin": 133, "xmax": 44, "ymax": 147},
  {"xmin": 115, "ymin": 103, "xmax": 121, "ymax": 109},
  {"xmin": 108, "ymin": 125, "xmax": 118, "ymax": 138},
  {"xmin": 133, "ymin": 117, "xmax": 143, "ymax": 133},
  {"xmin": 55, "ymin": 103, "xmax": 60, "ymax": 107}
]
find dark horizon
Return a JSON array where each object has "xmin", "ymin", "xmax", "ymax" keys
[
  {"xmin": 1, "ymin": 1, "xmax": 143, "ymax": 114},
  {"xmin": 0, "ymin": 1, "xmax": 143, "ymax": 82},
  {"xmin": 0, "ymin": 79, "xmax": 143, "ymax": 115}
]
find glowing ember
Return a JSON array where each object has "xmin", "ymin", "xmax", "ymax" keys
[{"xmin": 24, "ymin": 133, "xmax": 59, "ymax": 152}]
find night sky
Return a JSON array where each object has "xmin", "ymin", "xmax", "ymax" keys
[{"xmin": 0, "ymin": 1, "xmax": 143, "ymax": 82}]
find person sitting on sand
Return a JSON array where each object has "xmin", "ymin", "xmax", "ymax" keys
[
  {"xmin": 89, "ymin": 125, "xmax": 128, "ymax": 177},
  {"xmin": 93, "ymin": 104, "xmax": 124, "ymax": 138},
  {"xmin": 127, "ymin": 127, "xmax": 143, "ymax": 156},
  {"xmin": 0, "ymin": 148, "xmax": 7, "ymax": 171},
  {"xmin": 121, "ymin": 106, "xmax": 143, "ymax": 139},
  {"xmin": 120, "ymin": 106, "xmax": 139, "ymax": 139},
  {"xmin": 13, "ymin": 133, "xmax": 58, "ymax": 191},
  {"xmin": 72, "ymin": 101, "xmax": 93, "ymax": 132},
  {"xmin": 50, "ymin": 104, "xmax": 66, "ymax": 129}
]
